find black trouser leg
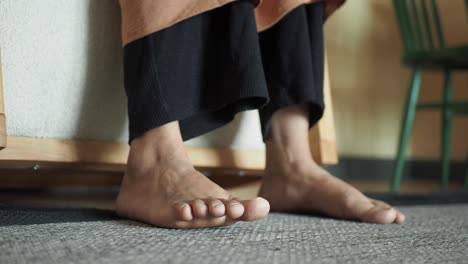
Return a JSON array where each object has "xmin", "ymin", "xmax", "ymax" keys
[
  {"xmin": 258, "ymin": 2, "xmax": 325, "ymax": 142},
  {"xmin": 123, "ymin": 1, "xmax": 325, "ymax": 145},
  {"xmin": 123, "ymin": 0, "xmax": 268, "ymax": 144}
]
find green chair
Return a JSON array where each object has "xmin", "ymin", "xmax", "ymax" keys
[{"xmin": 391, "ymin": 0, "xmax": 468, "ymax": 192}]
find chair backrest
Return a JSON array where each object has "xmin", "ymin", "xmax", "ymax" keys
[{"xmin": 393, "ymin": 0, "xmax": 447, "ymax": 54}]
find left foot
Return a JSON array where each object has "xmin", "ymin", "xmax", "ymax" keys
[
  {"xmin": 259, "ymin": 104, "xmax": 405, "ymax": 224},
  {"xmin": 259, "ymin": 157, "xmax": 405, "ymax": 224}
]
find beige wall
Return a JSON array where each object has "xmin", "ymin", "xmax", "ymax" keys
[{"xmin": 324, "ymin": 0, "xmax": 468, "ymax": 160}]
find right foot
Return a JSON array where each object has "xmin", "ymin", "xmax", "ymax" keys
[{"xmin": 116, "ymin": 122, "xmax": 270, "ymax": 228}]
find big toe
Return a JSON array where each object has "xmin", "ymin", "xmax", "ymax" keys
[
  {"xmin": 239, "ymin": 197, "xmax": 270, "ymax": 221},
  {"xmin": 361, "ymin": 205, "xmax": 398, "ymax": 224},
  {"xmin": 370, "ymin": 199, "xmax": 405, "ymax": 224},
  {"xmin": 395, "ymin": 210, "xmax": 406, "ymax": 224}
]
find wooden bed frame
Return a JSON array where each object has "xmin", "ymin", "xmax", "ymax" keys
[
  {"xmin": 0, "ymin": 49, "xmax": 5, "ymax": 152},
  {"xmin": 0, "ymin": 48, "xmax": 337, "ymax": 187}
]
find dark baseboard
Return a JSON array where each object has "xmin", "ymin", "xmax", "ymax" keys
[{"xmin": 325, "ymin": 157, "xmax": 467, "ymax": 183}]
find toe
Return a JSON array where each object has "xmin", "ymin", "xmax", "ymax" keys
[
  {"xmin": 370, "ymin": 199, "xmax": 404, "ymax": 224},
  {"xmin": 207, "ymin": 199, "xmax": 226, "ymax": 217},
  {"xmin": 240, "ymin": 197, "xmax": 270, "ymax": 221},
  {"xmin": 395, "ymin": 210, "xmax": 406, "ymax": 224},
  {"xmin": 191, "ymin": 199, "xmax": 208, "ymax": 218},
  {"xmin": 174, "ymin": 202, "xmax": 193, "ymax": 221},
  {"xmin": 370, "ymin": 199, "xmax": 392, "ymax": 209},
  {"xmin": 225, "ymin": 199, "xmax": 244, "ymax": 219},
  {"xmin": 349, "ymin": 199, "xmax": 396, "ymax": 224},
  {"xmin": 174, "ymin": 215, "xmax": 235, "ymax": 229},
  {"xmin": 363, "ymin": 205, "xmax": 398, "ymax": 224}
]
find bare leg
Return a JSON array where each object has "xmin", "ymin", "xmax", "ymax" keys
[
  {"xmin": 259, "ymin": 104, "xmax": 405, "ymax": 224},
  {"xmin": 116, "ymin": 121, "xmax": 270, "ymax": 228}
]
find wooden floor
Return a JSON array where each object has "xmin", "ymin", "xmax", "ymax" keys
[{"xmin": 0, "ymin": 172, "xmax": 465, "ymax": 210}]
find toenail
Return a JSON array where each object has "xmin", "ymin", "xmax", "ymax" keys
[
  {"xmin": 178, "ymin": 203, "xmax": 188, "ymax": 208},
  {"xmin": 213, "ymin": 202, "xmax": 223, "ymax": 208}
]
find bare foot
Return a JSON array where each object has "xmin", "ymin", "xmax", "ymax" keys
[
  {"xmin": 116, "ymin": 122, "xmax": 270, "ymax": 228},
  {"xmin": 259, "ymin": 105, "xmax": 405, "ymax": 224},
  {"xmin": 259, "ymin": 159, "xmax": 405, "ymax": 224}
]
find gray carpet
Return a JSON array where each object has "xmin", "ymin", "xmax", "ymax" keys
[{"xmin": 1, "ymin": 205, "xmax": 468, "ymax": 264}]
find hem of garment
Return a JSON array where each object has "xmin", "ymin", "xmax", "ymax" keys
[
  {"xmin": 258, "ymin": 2, "xmax": 325, "ymax": 142},
  {"xmin": 127, "ymin": 95, "xmax": 269, "ymax": 145},
  {"xmin": 261, "ymin": 99, "xmax": 324, "ymax": 143},
  {"xmin": 125, "ymin": 0, "xmax": 271, "ymax": 144},
  {"xmin": 179, "ymin": 96, "xmax": 268, "ymax": 141}
]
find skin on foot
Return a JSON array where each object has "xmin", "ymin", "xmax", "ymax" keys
[
  {"xmin": 259, "ymin": 104, "xmax": 405, "ymax": 224},
  {"xmin": 259, "ymin": 160, "xmax": 405, "ymax": 224},
  {"xmin": 116, "ymin": 122, "xmax": 270, "ymax": 228}
]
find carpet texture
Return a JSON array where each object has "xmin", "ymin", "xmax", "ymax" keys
[
  {"xmin": 0, "ymin": 207, "xmax": 119, "ymax": 226},
  {"xmin": 1, "ymin": 205, "xmax": 468, "ymax": 264}
]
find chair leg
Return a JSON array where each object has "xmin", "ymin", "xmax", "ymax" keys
[
  {"xmin": 465, "ymin": 0, "xmax": 468, "ymax": 19},
  {"xmin": 392, "ymin": 68, "xmax": 422, "ymax": 192},
  {"xmin": 441, "ymin": 70, "xmax": 453, "ymax": 190}
]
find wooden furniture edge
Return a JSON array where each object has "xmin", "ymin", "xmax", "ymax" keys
[
  {"xmin": 309, "ymin": 55, "xmax": 338, "ymax": 164},
  {"xmin": 0, "ymin": 136, "xmax": 266, "ymax": 189},
  {"xmin": 0, "ymin": 48, "xmax": 6, "ymax": 149},
  {"xmin": 0, "ymin": 132, "xmax": 336, "ymax": 174},
  {"xmin": 0, "ymin": 136, "xmax": 267, "ymax": 172}
]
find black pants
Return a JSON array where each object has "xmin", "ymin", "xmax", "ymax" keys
[{"xmin": 123, "ymin": 0, "xmax": 324, "ymax": 144}]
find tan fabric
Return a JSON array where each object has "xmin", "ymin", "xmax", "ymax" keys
[{"xmin": 119, "ymin": 0, "xmax": 345, "ymax": 46}]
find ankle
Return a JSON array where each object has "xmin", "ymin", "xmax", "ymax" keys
[
  {"xmin": 265, "ymin": 139, "xmax": 325, "ymax": 182},
  {"xmin": 133, "ymin": 121, "xmax": 185, "ymax": 150},
  {"xmin": 265, "ymin": 152, "xmax": 313, "ymax": 177},
  {"xmin": 265, "ymin": 136, "xmax": 313, "ymax": 171},
  {"xmin": 269, "ymin": 104, "xmax": 309, "ymax": 138},
  {"xmin": 267, "ymin": 104, "xmax": 313, "ymax": 159},
  {"xmin": 127, "ymin": 122, "xmax": 193, "ymax": 174}
]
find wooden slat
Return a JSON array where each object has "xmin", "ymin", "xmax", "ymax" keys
[
  {"xmin": 0, "ymin": 49, "xmax": 4, "ymax": 113},
  {"xmin": 0, "ymin": 136, "xmax": 267, "ymax": 172},
  {"xmin": 0, "ymin": 130, "xmax": 336, "ymax": 174},
  {"xmin": 0, "ymin": 115, "xmax": 6, "ymax": 150},
  {"xmin": 309, "ymin": 55, "xmax": 338, "ymax": 164},
  {"xmin": 0, "ymin": 49, "xmax": 6, "ymax": 150}
]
